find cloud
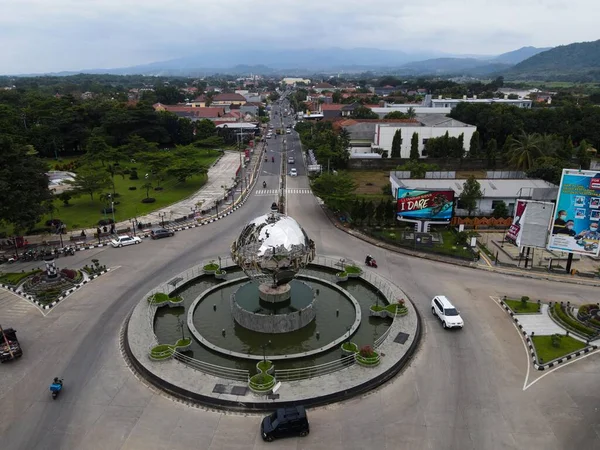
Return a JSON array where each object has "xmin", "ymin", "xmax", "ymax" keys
[{"xmin": 1, "ymin": 0, "xmax": 599, "ymax": 73}]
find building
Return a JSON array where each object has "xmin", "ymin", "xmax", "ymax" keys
[
  {"xmin": 428, "ymin": 95, "xmax": 532, "ymax": 109},
  {"xmin": 282, "ymin": 77, "xmax": 311, "ymax": 86},
  {"xmin": 152, "ymin": 103, "xmax": 226, "ymax": 121},
  {"xmin": 313, "ymin": 82, "xmax": 336, "ymax": 93},
  {"xmin": 389, "ymin": 171, "xmax": 558, "ymax": 216},
  {"xmin": 371, "ymin": 105, "xmax": 452, "ymax": 117},
  {"xmin": 187, "ymin": 93, "xmax": 247, "ymax": 107}
]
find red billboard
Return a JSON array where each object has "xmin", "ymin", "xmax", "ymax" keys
[{"xmin": 396, "ymin": 189, "xmax": 455, "ymax": 220}]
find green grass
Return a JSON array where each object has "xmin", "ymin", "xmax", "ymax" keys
[
  {"xmin": 341, "ymin": 342, "xmax": 358, "ymax": 353},
  {"xmin": 203, "ymin": 263, "xmax": 219, "ymax": 271},
  {"xmin": 248, "ymin": 373, "xmax": 276, "ymax": 391},
  {"xmin": 504, "ymin": 299, "xmax": 540, "ymax": 314},
  {"xmin": 38, "ymin": 150, "xmax": 220, "ymax": 231},
  {"xmin": 371, "ymin": 303, "xmax": 408, "ymax": 314},
  {"xmin": 0, "ymin": 270, "xmax": 42, "ymax": 286},
  {"xmin": 376, "ymin": 228, "xmax": 475, "ymax": 259},
  {"xmin": 257, "ymin": 360, "xmax": 273, "ymax": 372},
  {"xmin": 149, "ymin": 344, "xmax": 174, "ymax": 360},
  {"xmin": 531, "ymin": 335, "xmax": 587, "ymax": 363},
  {"xmin": 174, "ymin": 338, "xmax": 191, "ymax": 347},
  {"xmin": 344, "ymin": 265, "xmax": 361, "ymax": 274},
  {"xmin": 148, "ymin": 292, "xmax": 170, "ymax": 304}
]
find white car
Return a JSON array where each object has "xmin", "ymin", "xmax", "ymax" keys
[
  {"xmin": 111, "ymin": 235, "xmax": 142, "ymax": 248},
  {"xmin": 289, "ymin": 168, "xmax": 297, "ymax": 177},
  {"xmin": 431, "ymin": 295, "xmax": 464, "ymax": 329}
]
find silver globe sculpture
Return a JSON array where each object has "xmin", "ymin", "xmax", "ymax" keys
[{"xmin": 231, "ymin": 212, "xmax": 315, "ymax": 286}]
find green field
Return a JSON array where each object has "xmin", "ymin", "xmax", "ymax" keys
[
  {"xmin": 531, "ymin": 335, "xmax": 586, "ymax": 363},
  {"xmin": 39, "ymin": 150, "xmax": 220, "ymax": 231}
]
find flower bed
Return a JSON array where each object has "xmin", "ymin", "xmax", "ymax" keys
[
  {"xmin": 335, "ymin": 272, "xmax": 348, "ymax": 282},
  {"xmin": 148, "ymin": 292, "xmax": 170, "ymax": 306},
  {"xmin": 344, "ymin": 265, "xmax": 362, "ymax": 278},
  {"xmin": 0, "ymin": 270, "xmax": 42, "ymax": 286},
  {"xmin": 551, "ymin": 303, "xmax": 596, "ymax": 338},
  {"xmin": 149, "ymin": 344, "xmax": 174, "ymax": 360},
  {"xmin": 214, "ymin": 269, "xmax": 227, "ymax": 280},
  {"xmin": 248, "ymin": 373, "xmax": 276, "ymax": 393},
  {"xmin": 257, "ymin": 359, "xmax": 274, "ymax": 374},
  {"xmin": 354, "ymin": 345, "xmax": 381, "ymax": 367},
  {"xmin": 203, "ymin": 262, "xmax": 219, "ymax": 274},
  {"xmin": 341, "ymin": 341, "xmax": 359, "ymax": 354},
  {"xmin": 370, "ymin": 299, "xmax": 408, "ymax": 317}
]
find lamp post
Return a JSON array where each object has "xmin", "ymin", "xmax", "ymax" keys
[
  {"xmin": 158, "ymin": 212, "xmax": 166, "ymax": 228},
  {"xmin": 176, "ymin": 317, "xmax": 185, "ymax": 341},
  {"xmin": 130, "ymin": 218, "xmax": 137, "ymax": 237},
  {"xmin": 111, "ymin": 201, "xmax": 116, "ymax": 225},
  {"xmin": 260, "ymin": 340, "xmax": 271, "ymax": 364}
]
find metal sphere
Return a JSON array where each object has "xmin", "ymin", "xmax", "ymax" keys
[{"xmin": 231, "ymin": 212, "xmax": 315, "ymax": 286}]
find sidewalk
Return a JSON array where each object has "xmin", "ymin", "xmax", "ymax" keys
[{"xmin": 20, "ymin": 147, "xmax": 264, "ymax": 248}]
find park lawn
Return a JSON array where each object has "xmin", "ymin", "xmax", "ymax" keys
[
  {"xmin": 531, "ymin": 335, "xmax": 586, "ymax": 363},
  {"xmin": 378, "ymin": 228, "xmax": 475, "ymax": 259},
  {"xmin": 504, "ymin": 299, "xmax": 540, "ymax": 314},
  {"xmin": 40, "ymin": 150, "xmax": 220, "ymax": 230}
]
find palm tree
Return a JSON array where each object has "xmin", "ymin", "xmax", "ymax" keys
[
  {"xmin": 506, "ymin": 133, "xmax": 543, "ymax": 170},
  {"xmin": 406, "ymin": 107, "xmax": 416, "ymax": 119}
]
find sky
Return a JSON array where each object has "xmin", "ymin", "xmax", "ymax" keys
[{"xmin": 1, "ymin": 0, "xmax": 599, "ymax": 74}]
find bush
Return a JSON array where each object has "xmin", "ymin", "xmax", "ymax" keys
[
  {"xmin": 111, "ymin": 192, "xmax": 121, "ymax": 198},
  {"xmin": 551, "ymin": 334, "xmax": 562, "ymax": 348},
  {"xmin": 60, "ymin": 268, "xmax": 77, "ymax": 280},
  {"xmin": 128, "ymin": 186, "xmax": 137, "ymax": 190},
  {"xmin": 521, "ymin": 296, "xmax": 529, "ymax": 309},
  {"xmin": 129, "ymin": 170, "xmax": 139, "ymax": 180},
  {"xmin": 101, "ymin": 207, "xmax": 115, "ymax": 214},
  {"xmin": 97, "ymin": 219, "xmax": 115, "ymax": 226},
  {"xmin": 359, "ymin": 345, "xmax": 375, "ymax": 358},
  {"xmin": 154, "ymin": 186, "xmax": 164, "ymax": 191},
  {"xmin": 141, "ymin": 197, "xmax": 156, "ymax": 203},
  {"xmin": 345, "ymin": 265, "xmax": 361, "ymax": 274},
  {"xmin": 553, "ymin": 303, "xmax": 596, "ymax": 337},
  {"xmin": 203, "ymin": 262, "xmax": 219, "ymax": 271}
]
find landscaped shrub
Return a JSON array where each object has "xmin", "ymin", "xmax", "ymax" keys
[
  {"xmin": 551, "ymin": 334, "xmax": 562, "ymax": 348},
  {"xmin": 97, "ymin": 219, "xmax": 115, "ymax": 226},
  {"xmin": 203, "ymin": 262, "xmax": 219, "ymax": 271},
  {"xmin": 128, "ymin": 186, "xmax": 137, "ymax": 190},
  {"xmin": 111, "ymin": 192, "xmax": 121, "ymax": 198},
  {"xmin": 129, "ymin": 170, "xmax": 139, "ymax": 180},
  {"xmin": 60, "ymin": 268, "xmax": 77, "ymax": 280},
  {"xmin": 553, "ymin": 303, "xmax": 596, "ymax": 337},
  {"xmin": 359, "ymin": 345, "xmax": 375, "ymax": 358},
  {"xmin": 141, "ymin": 197, "xmax": 156, "ymax": 203},
  {"xmin": 521, "ymin": 296, "xmax": 530, "ymax": 309},
  {"xmin": 154, "ymin": 186, "xmax": 164, "ymax": 191},
  {"xmin": 345, "ymin": 265, "xmax": 361, "ymax": 274}
]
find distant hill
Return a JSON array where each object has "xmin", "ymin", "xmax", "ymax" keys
[
  {"xmin": 503, "ymin": 40, "xmax": 600, "ymax": 81},
  {"xmin": 397, "ymin": 57, "xmax": 511, "ymax": 76},
  {"xmin": 492, "ymin": 46, "xmax": 552, "ymax": 64}
]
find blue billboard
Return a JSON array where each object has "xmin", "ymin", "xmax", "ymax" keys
[
  {"xmin": 547, "ymin": 169, "xmax": 600, "ymax": 256},
  {"xmin": 396, "ymin": 188, "xmax": 454, "ymax": 220}
]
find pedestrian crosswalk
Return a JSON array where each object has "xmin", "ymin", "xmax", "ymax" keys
[{"xmin": 255, "ymin": 189, "xmax": 313, "ymax": 196}]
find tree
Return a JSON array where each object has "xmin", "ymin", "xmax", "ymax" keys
[
  {"xmin": 58, "ymin": 191, "xmax": 72, "ymax": 206},
  {"xmin": 469, "ymin": 130, "xmax": 481, "ymax": 158},
  {"xmin": 311, "ymin": 172, "xmax": 357, "ymax": 212},
  {"xmin": 384, "ymin": 111, "xmax": 407, "ymax": 119},
  {"xmin": 65, "ymin": 165, "xmax": 112, "ymax": 201},
  {"xmin": 459, "ymin": 176, "xmax": 483, "ymax": 216},
  {"xmin": 375, "ymin": 200, "xmax": 386, "ymax": 225},
  {"xmin": 506, "ymin": 133, "xmax": 543, "ymax": 170},
  {"xmin": 486, "ymin": 138, "xmax": 498, "ymax": 169},
  {"xmin": 410, "ymin": 132, "xmax": 420, "ymax": 160},
  {"xmin": 167, "ymin": 159, "xmax": 207, "ymax": 183},
  {"xmin": 195, "ymin": 119, "xmax": 217, "ymax": 140},
  {"xmin": 526, "ymin": 156, "xmax": 565, "ymax": 185},
  {"xmin": 351, "ymin": 106, "xmax": 378, "ymax": 119},
  {"xmin": 492, "ymin": 200, "xmax": 509, "ymax": 218},
  {"xmin": 141, "ymin": 182, "xmax": 153, "ymax": 199},
  {"xmin": 105, "ymin": 163, "xmax": 123, "ymax": 194},
  {"xmin": 391, "ymin": 129, "xmax": 402, "ymax": 158},
  {"xmin": 135, "ymin": 152, "xmax": 170, "ymax": 187},
  {"xmin": 577, "ymin": 140, "xmax": 592, "ymax": 169},
  {"xmin": 556, "ymin": 136, "xmax": 574, "ymax": 161},
  {"xmin": 85, "ymin": 135, "xmax": 110, "ymax": 166},
  {"xmin": 0, "ymin": 137, "xmax": 53, "ymax": 232}
]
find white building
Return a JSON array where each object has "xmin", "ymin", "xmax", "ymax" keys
[
  {"xmin": 389, "ymin": 171, "xmax": 558, "ymax": 216},
  {"xmin": 282, "ymin": 77, "xmax": 311, "ymax": 86},
  {"xmin": 429, "ymin": 95, "xmax": 532, "ymax": 109},
  {"xmin": 373, "ymin": 115, "xmax": 476, "ymax": 159},
  {"xmin": 371, "ymin": 106, "xmax": 452, "ymax": 118}
]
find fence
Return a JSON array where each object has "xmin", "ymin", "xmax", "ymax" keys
[{"xmin": 174, "ymin": 351, "xmax": 249, "ymax": 381}]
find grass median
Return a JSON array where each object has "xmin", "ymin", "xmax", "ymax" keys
[{"xmin": 531, "ymin": 335, "xmax": 586, "ymax": 363}]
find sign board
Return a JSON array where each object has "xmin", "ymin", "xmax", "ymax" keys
[
  {"xmin": 547, "ymin": 169, "xmax": 600, "ymax": 256},
  {"xmin": 505, "ymin": 200, "xmax": 553, "ymax": 249},
  {"xmin": 396, "ymin": 188, "xmax": 454, "ymax": 220}
]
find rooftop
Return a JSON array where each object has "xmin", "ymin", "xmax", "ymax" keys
[{"xmin": 394, "ymin": 178, "xmax": 557, "ymax": 199}]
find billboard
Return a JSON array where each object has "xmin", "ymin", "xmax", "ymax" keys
[
  {"xmin": 505, "ymin": 200, "xmax": 553, "ymax": 248},
  {"xmin": 547, "ymin": 169, "xmax": 600, "ymax": 256},
  {"xmin": 396, "ymin": 188, "xmax": 454, "ymax": 220}
]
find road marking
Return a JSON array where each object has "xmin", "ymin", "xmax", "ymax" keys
[{"xmin": 524, "ymin": 348, "xmax": 600, "ymax": 390}]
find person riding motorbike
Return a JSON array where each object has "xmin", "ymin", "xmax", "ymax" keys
[
  {"xmin": 365, "ymin": 255, "xmax": 373, "ymax": 265},
  {"xmin": 53, "ymin": 377, "xmax": 60, "ymax": 384},
  {"xmin": 271, "ymin": 156, "xmax": 275, "ymax": 162},
  {"xmin": 263, "ymin": 181, "xmax": 267, "ymax": 188}
]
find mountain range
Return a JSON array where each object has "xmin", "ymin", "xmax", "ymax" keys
[{"xmin": 14, "ymin": 40, "xmax": 600, "ymax": 81}]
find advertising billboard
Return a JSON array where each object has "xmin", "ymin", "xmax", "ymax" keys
[
  {"xmin": 547, "ymin": 169, "xmax": 600, "ymax": 256},
  {"xmin": 505, "ymin": 200, "xmax": 553, "ymax": 248},
  {"xmin": 396, "ymin": 188, "xmax": 454, "ymax": 220}
]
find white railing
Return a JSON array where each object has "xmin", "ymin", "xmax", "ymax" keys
[
  {"xmin": 375, "ymin": 311, "xmax": 397, "ymax": 348},
  {"xmin": 274, "ymin": 353, "xmax": 356, "ymax": 381},
  {"xmin": 173, "ymin": 351, "xmax": 249, "ymax": 381}
]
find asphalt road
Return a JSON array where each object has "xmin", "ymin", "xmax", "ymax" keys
[{"xmin": 1, "ymin": 98, "xmax": 599, "ymax": 449}]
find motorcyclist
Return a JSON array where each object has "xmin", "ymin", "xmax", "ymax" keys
[
  {"xmin": 263, "ymin": 181, "xmax": 267, "ymax": 188},
  {"xmin": 365, "ymin": 255, "xmax": 373, "ymax": 265},
  {"xmin": 271, "ymin": 156, "xmax": 275, "ymax": 162}
]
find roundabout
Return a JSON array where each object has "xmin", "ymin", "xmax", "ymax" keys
[{"xmin": 123, "ymin": 213, "xmax": 421, "ymax": 410}]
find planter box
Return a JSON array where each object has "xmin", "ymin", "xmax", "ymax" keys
[
  {"xmin": 369, "ymin": 309, "xmax": 389, "ymax": 318},
  {"xmin": 340, "ymin": 342, "xmax": 359, "ymax": 355},
  {"xmin": 203, "ymin": 269, "xmax": 217, "ymax": 275},
  {"xmin": 335, "ymin": 273, "xmax": 348, "ymax": 282},
  {"xmin": 214, "ymin": 270, "xmax": 227, "ymax": 280},
  {"xmin": 174, "ymin": 342, "xmax": 191, "ymax": 352},
  {"xmin": 355, "ymin": 353, "xmax": 381, "ymax": 367},
  {"xmin": 346, "ymin": 271, "xmax": 362, "ymax": 279}
]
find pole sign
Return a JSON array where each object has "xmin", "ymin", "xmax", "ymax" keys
[{"xmin": 547, "ymin": 169, "xmax": 600, "ymax": 256}]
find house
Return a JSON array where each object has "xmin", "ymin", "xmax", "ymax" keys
[
  {"xmin": 389, "ymin": 171, "xmax": 558, "ymax": 216},
  {"xmin": 240, "ymin": 102, "xmax": 261, "ymax": 116},
  {"xmin": 321, "ymin": 104, "xmax": 344, "ymax": 119},
  {"xmin": 374, "ymin": 114, "xmax": 477, "ymax": 158},
  {"xmin": 429, "ymin": 95, "xmax": 532, "ymax": 109},
  {"xmin": 187, "ymin": 93, "xmax": 247, "ymax": 107},
  {"xmin": 371, "ymin": 85, "xmax": 397, "ymax": 97},
  {"xmin": 313, "ymin": 82, "xmax": 336, "ymax": 93},
  {"xmin": 152, "ymin": 103, "xmax": 226, "ymax": 121}
]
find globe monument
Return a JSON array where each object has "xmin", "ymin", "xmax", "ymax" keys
[{"xmin": 230, "ymin": 212, "xmax": 317, "ymax": 334}]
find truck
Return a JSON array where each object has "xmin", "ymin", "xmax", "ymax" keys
[{"xmin": 0, "ymin": 327, "xmax": 23, "ymax": 362}]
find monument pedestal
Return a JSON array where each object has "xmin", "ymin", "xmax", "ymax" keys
[{"xmin": 258, "ymin": 283, "xmax": 291, "ymax": 304}]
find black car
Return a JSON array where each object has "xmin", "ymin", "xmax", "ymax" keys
[
  {"xmin": 150, "ymin": 228, "xmax": 175, "ymax": 239},
  {"xmin": 261, "ymin": 406, "xmax": 309, "ymax": 442}
]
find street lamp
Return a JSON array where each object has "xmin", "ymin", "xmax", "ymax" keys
[
  {"xmin": 130, "ymin": 218, "xmax": 137, "ymax": 237},
  {"xmin": 260, "ymin": 340, "xmax": 272, "ymax": 364},
  {"xmin": 158, "ymin": 212, "xmax": 166, "ymax": 228}
]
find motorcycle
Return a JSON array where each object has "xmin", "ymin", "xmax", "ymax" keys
[
  {"xmin": 50, "ymin": 378, "xmax": 63, "ymax": 399},
  {"xmin": 365, "ymin": 255, "xmax": 378, "ymax": 268}
]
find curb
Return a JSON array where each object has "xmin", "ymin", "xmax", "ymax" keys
[
  {"xmin": 321, "ymin": 207, "xmax": 600, "ymax": 288},
  {"xmin": 497, "ymin": 298, "xmax": 598, "ymax": 370},
  {"xmin": 0, "ymin": 269, "xmax": 109, "ymax": 310}
]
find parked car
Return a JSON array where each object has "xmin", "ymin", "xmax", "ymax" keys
[
  {"xmin": 431, "ymin": 295, "xmax": 464, "ymax": 329},
  {"xmin": 261, "ymin": 406, "xmax": 309, "ymax": 442},
  {"xmin": 150, "ymin": 228, "xmax": 175, "ymax": 240},
  {"xmin": 289, "ymin": 168, "xmax": 297, "ymax": 177},
  {"xmin": 111, "ymin": 235, "xmax": 142, "ymax": 248}
]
